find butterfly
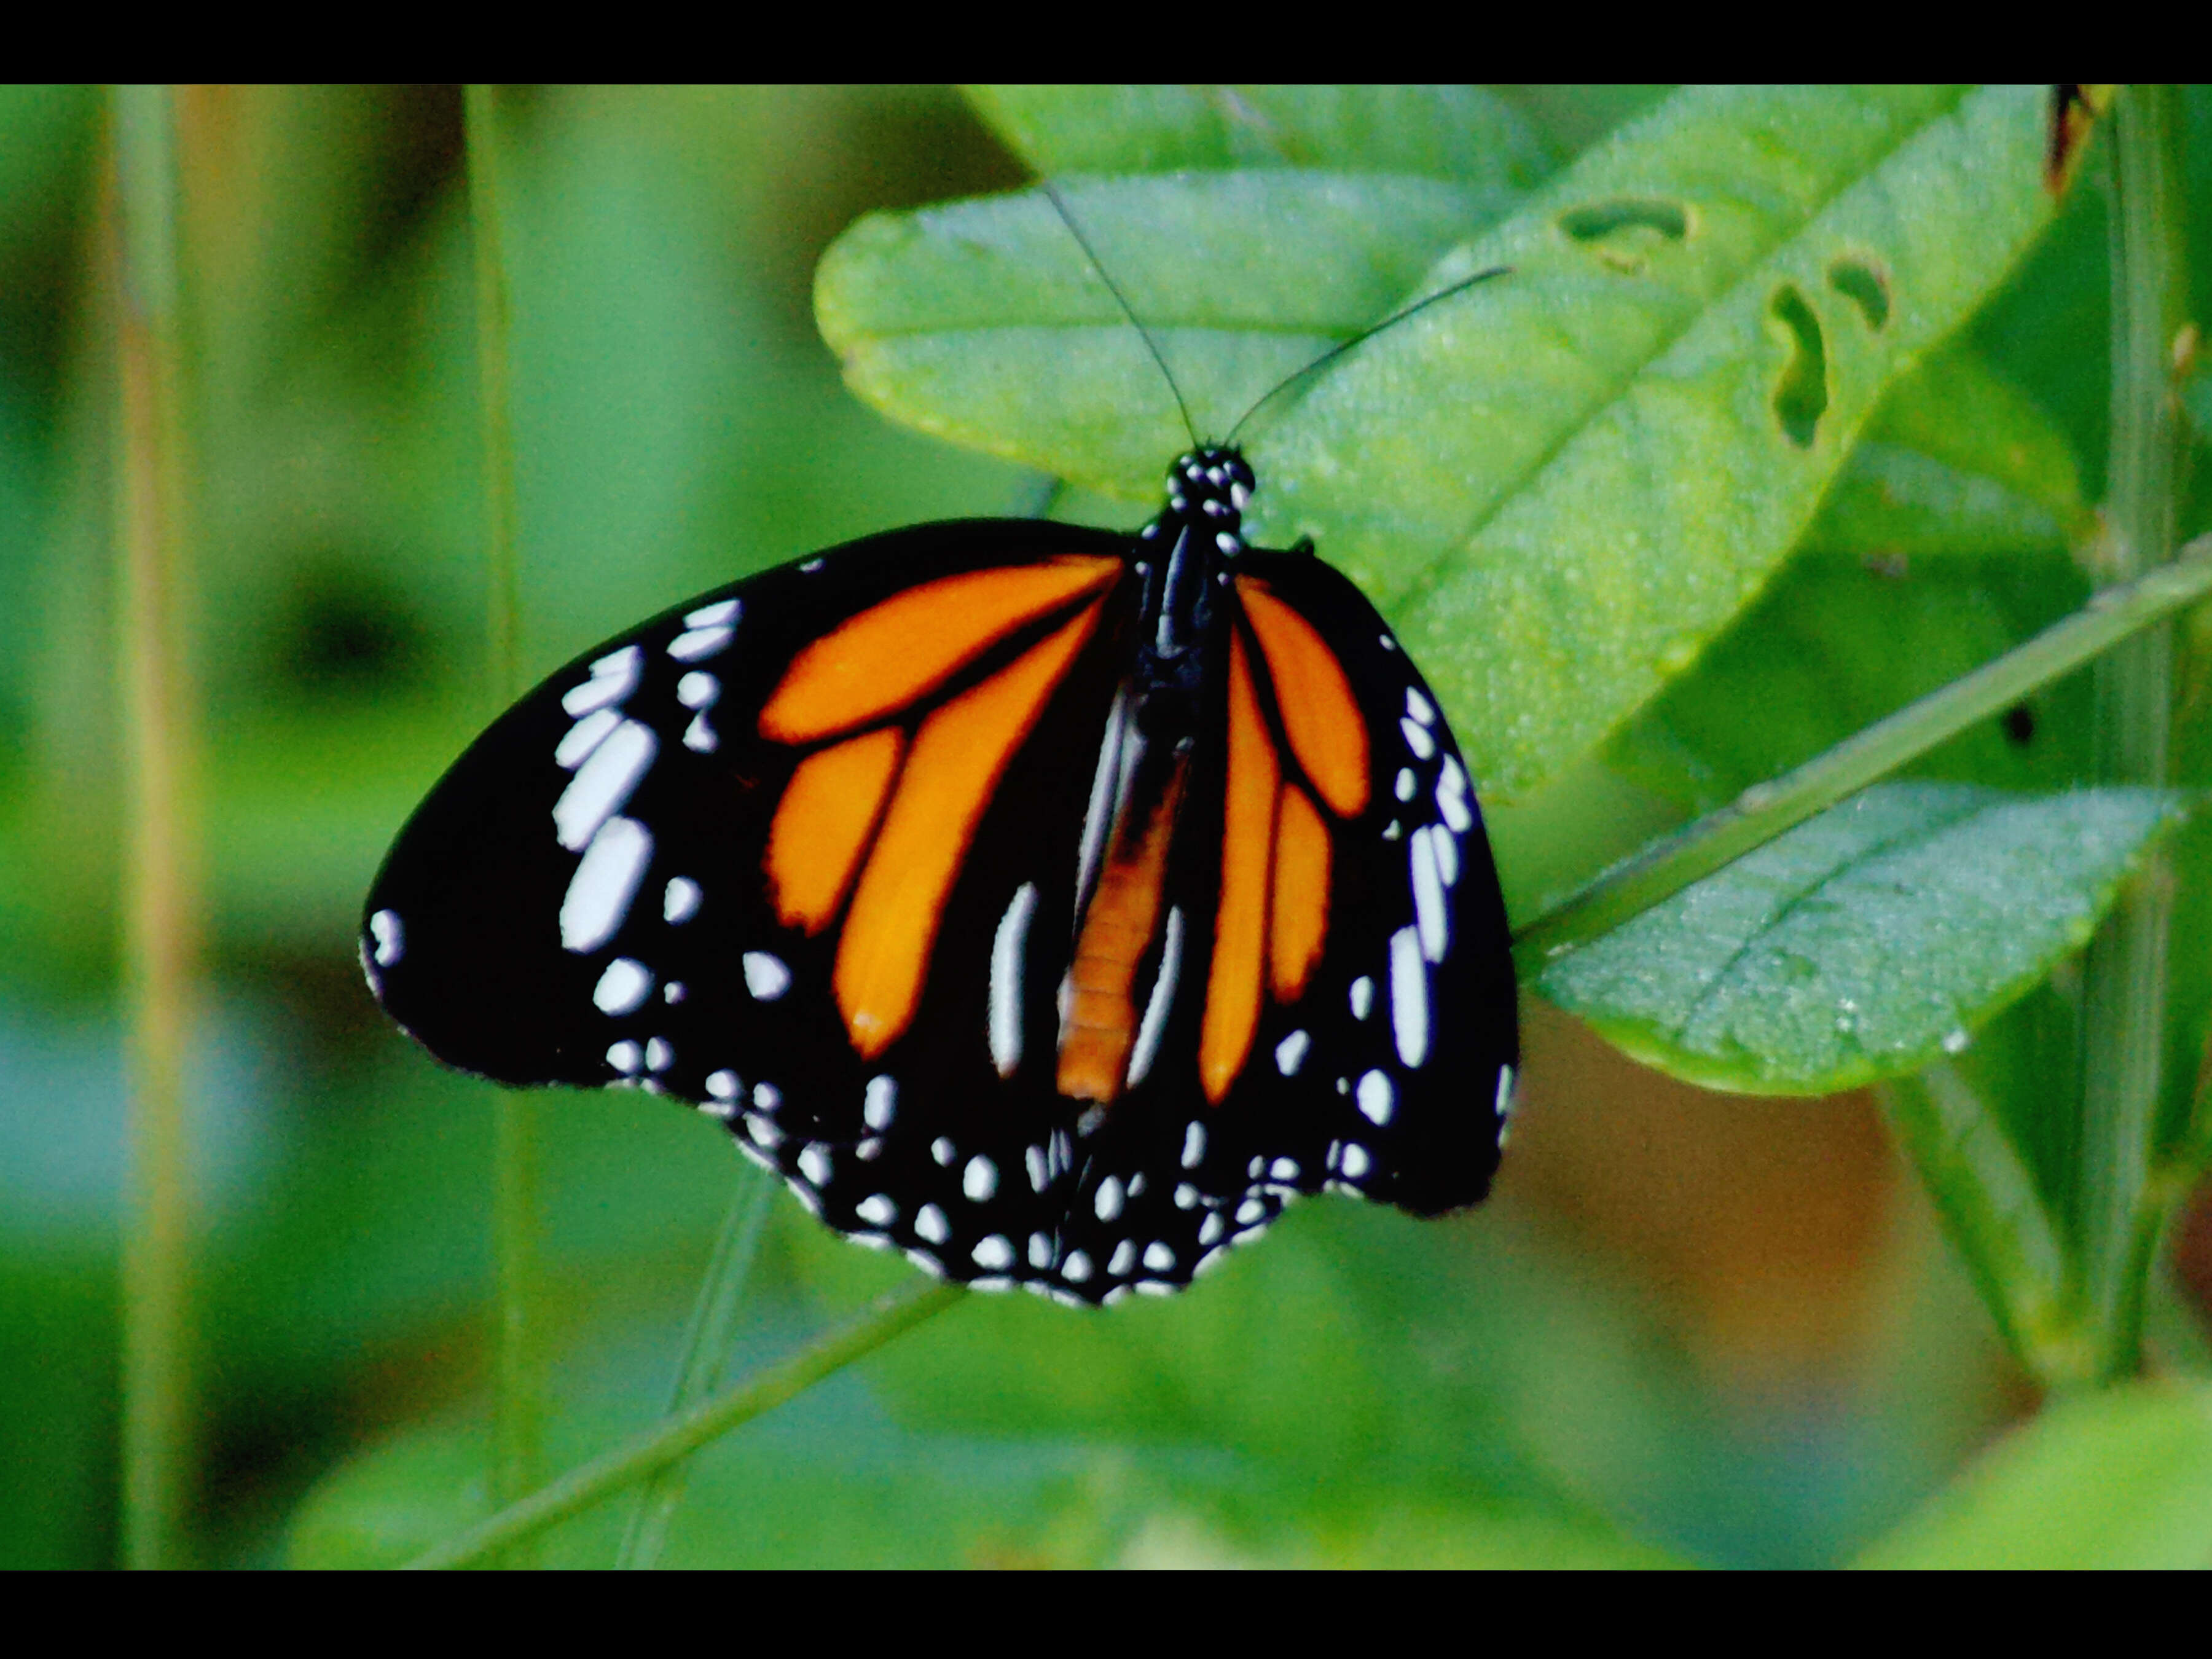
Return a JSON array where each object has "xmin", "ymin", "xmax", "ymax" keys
[{"xmin": 361, "ymin": 208, "xmax": 1518, "ymax": 1308}]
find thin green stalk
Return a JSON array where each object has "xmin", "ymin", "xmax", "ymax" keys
[
  {"xmin": 1512, "ymin": 532, "xmax": 2212, "ymax": 977},
  {"xmin": 2076, "ymin": 83, "xmax": 2187, "ymax": 1384},
  {"xmin": 464, "ymin": 83, "xmax": 544, "ymax": 1552},
  {"xmin": 616, "ymin": 1165, "xmax": 775, "ymax": 1569},
  {"xmin": 406, "ymin": 1281, "xmax": 967, "ymax": 1571},
  {"xmin": 112, "ymin": 83, "xmax": 197, "ymax": 1572}
]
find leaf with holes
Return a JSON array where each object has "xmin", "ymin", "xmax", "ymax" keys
[
  {"xmin": 1604, "ymin": 345, "xmax": 2094, "ymax": 815},
  {"xmin": 822, "ymin": 87, "xmax": 2058, "ymax": 799},
  {"xmin": 1855, "ymin": 1382, "xmax": 2212, "ymax": 1569},
  {"xmin": 1539, "ymin": 782, "xmax": 2187, "ymax": 1096},
  {"xmin": 962, "ymin": 84, "xmax": 1552, "ymax": 187},
  {"xmin": 1800, "ymin": 347, "xmax": 2092, "ymax": 562},
  {"xmin": 817, "ymin": 170, "xmax": 1521, "ymax": 495}
]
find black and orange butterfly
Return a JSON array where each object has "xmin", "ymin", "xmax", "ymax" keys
[{"xmin": 362, "ymin": 211, "xmax": 1518, "ymax": 1308}]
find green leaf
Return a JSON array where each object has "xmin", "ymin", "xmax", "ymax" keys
[
  {"xmin": 1262, "ymin": 84, "xmax": 2058, "ymax": 798},
  {"xmin": 823, "ymin": 87, "xmax": 2059, "ymax": 799},
  {"xmin": 962, "ymin": 84, "xmax": 1550, "ymax": 187},
  {"xmin": 1540, "ymin": 782, "xmax": 2186, "ymax": 1095},
  {"xmin": 1878, "ymin": 1064, "xmax": 2083, "ymax": 1384},
  {"xmin": 1802, "ymin": 347, "xmax": 2092, "ymax": 560},
  {"xmin": 1855, "ymin": 1382, "xmax": 2212, "ymax": 1569},
  {"xmin": 1606, "ymin": 547, "xmax": 2090, "ymax": 817},
  {"xmin": 816, "ymin": 170, "xmax": 1519, "ymax": 496}
]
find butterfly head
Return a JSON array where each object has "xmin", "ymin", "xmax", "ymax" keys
[{"xmin": 1163, "ymin": 447, "xmax": 1255, "ymax": 548}]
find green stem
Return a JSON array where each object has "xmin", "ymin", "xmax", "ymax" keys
[
  {"xmin": 112, "ymin": 83, "xmax": 197, "ymax": 1572},
  {"xmin": 464, "ymin": 83, "xmax": 543, "ymax": 1553},
  {"xmin": 1512, "ymin": 531, "xmax": 2212, "ymax": 977},
  {"xmin": 405, "ymin": 1281, "xmax": 967, "ymax": 1571},
  {"xmin": 616, "ymin": 1164, "xmax": 775, "ymax": 1569},
  {"xmin": 1880, "ymin": 1067, "xmax": 2089, "ymax": 1389},
  {"xmin": 2076, "ymin": 83, "xmax": 2187, "ymax": 1384}
]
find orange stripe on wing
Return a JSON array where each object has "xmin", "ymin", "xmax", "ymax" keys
[
  {"xmin": 760, "ymin": 556, "xmax": 1119, "ymax": 743},
  {"xmin": 1236, "ymin": 578, "xmax": 1369, "ymax": 818},
  {"xmin": 1269, "ymin": 780, "xmax": 1330, "ymax": 1002},
  {"xmin": 1056, "ymin": 752, "xmax": 1188, "ymax": 1104},
  {"xmin": 1199, "ymin": 628, "xmax": 1278, "ymax": 1103},
  {"xmin": 764, "ymin": 726, "xmax": 906, "ymax": 935},
  {"xmin": 834, "ymin": 600, "xmax": 1104, "ymax": 1059}
]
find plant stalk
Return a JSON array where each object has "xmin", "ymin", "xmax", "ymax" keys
[
  {"xmin": 2076, "ymin": 83, "xmax": 2187, "ymax": 1384},
  {"xmin": 464, "ymin": 82, "xmax": 544, "ymax": 1553},
  {"xmin": 1512, "ymin": 532, "xmax": 2212, "ymax": 976},
  {"xmin": 616, "ymin": 1165, "xmax": 775, "ymax": 1568},
  {"xmin": 406, "ymin": 1281, "xmax": 966, "ymax": 1570},
  {"xmin": 112, "ymin": 83, "xmax": 198, "ymax": 1573}
]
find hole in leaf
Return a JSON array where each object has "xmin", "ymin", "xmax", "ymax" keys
[
  {"xmin": 1558, "ymin": 198, "xmax": 1688, "ymax": 271},
  {"xmin": 1827, "ymin": 257, "xmax": 1890, "ymax": 331},
  {"xmin": 2002, "ymin": 703, "xmax": 2036, "ymax": 747},
  {"xmin": 1768, "ymin": 284, "xmax": 1828, "ymax": 449}
]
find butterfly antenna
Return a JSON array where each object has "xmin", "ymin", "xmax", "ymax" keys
[
  {"xmin": 1042, "ymin": 179, "xmax": 1200, "ymax": 451},
  {"xmin": 1225, "ymin": 264, "xmax": 1512, "ymax": 447}
]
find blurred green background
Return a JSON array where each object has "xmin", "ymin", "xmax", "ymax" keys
[{"xmin": 4, "ymin": 85, "xmax": 2208, "ymax": 1569}]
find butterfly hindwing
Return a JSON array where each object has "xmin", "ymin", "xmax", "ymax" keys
[{"xmin": 1208, "ymin": 549, "xmax": 1516, "ymax": 1219}]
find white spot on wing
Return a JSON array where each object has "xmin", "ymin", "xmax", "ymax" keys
[
  {"xmin": 683, "ymin": 713, "xmax": 718, "ymax": 753},
  {"xmin": 915, "ymin": 1204, "xmax": 950, "ymax": 1245},
  {"xmin": 677, "ymin": 671, "xmax": 719, "ymax": 710},
  {"xmin": 1436, "ymin": 756, "xmax": 1473, "ymax": 834},
  {"xmin": 1411, "ymin": 828, "xmax": 1449, "ymax": 963},
  {"xmin": 606, "ymin": 1040, "xmax": 643, "ymax": 1074},
  {"xmin": 1143, "ymin": 1241, "xmax": 1175, "ymax": 1272},
  {"xmin": 663, "ymin": 876, "xmax": 702, "ymax": 924},
  {"xmin": 798, "ymin": 1143, "xmax": 831, "ymax": 1185},
  {"xmin": 1406, "ymin": 687, "xmax": 1435, "ymax": 726},
  {"xmin": 1395, "ymin": 767, "xmax": 1415, "ymax": 801},
  {"xmin": 1400, "ymin": 716, "xmax": 1436, "ymax": 759},
  {"xmin": 1357, "ymin": 1070, "xmax": 1395, "ymax": 1125},
  {"xmin": 1390, "ymin": 926, "xmax": 1429, "ymax": 1067},
  {"xmin": 706, "ymin": 1069, "xmax": 739, "ymax": 1099},
  {"xmin": 963, "ymin": 1155, "xmax": 998, "ymax": 1202},
  {"xmin": 973, "ymin": 1235, "xmax": 1015, "ymax": 1271},
  {"xmin": 562, "ymin": 816, "xmax": 654, "ymax": 952},
  {"xmin": 743, "ymin": 952, "xmax": 791, "ymax": 1000},
  {"xmin": 1026, "ymin": 1144, "xmax": 1049, "ymax": 1192},
  {"xmin": 1341, "ymin": 1142, "xmax": 1373, "ymax": 1179},
  {"xmin": 1350, "ymin": 976, "xmax": 1374, "ymax": 1020},
  {"xmin": 555, "ymin": 707, "xmax": 619, "ymax": 769},
  {"xmin": 1108, "ymin": 1240, "xmax": 1137, "ymax": 1276},
  {"xmin": 1432, "ymin": 825, "xmax": 1459, "ymax": 887},
  {"xmin": 553, "ymin": 719, "xmax": 656, "ymax": 851},
  {"xmin": 1094, "ymin": 1175, "xmax": 1125, "ymax": 1221},
  {"xmin": 864, "ymin": 1075, "xmax": 896, "ymax": 1131},
  {"xmin": 668, "ymin": 626, "xmax": 733, "ymax": 662},
  {"xmin": 369, "ymin": 909, "xmax": 404, "ymax": 968},
  {"xmin": 1181, "ymin": 1121, "xmax": 1206, "ymax": 1169},
  {"xmin": 562, "ymin": 646, "xmax": 641, "ymax": 718},
  {"xmin": 645, "ymin": 1037, "xmax": 673, "ymax": 1071},
  {"xmin": 932, "ymin": 1137, "xmax": 956, "ymax": 1167},
  {"xmin": 1029, "ymin": 1232, "xmax": 1053, "ymax": 1268},
  {"xmin": 990, "ymin": 883, "xmax": 1038, "ymax": 1078},
  {"xmin": 1125, "ymin": 906, "xmax": 1183, "ymax": 1088},
  {"xmin": 684, "ymin": 598, "xmax": 740, "ymax": 629},
  {"xmin": 857, "ymin": 1193, "xmax": 896, "ymax": 1227},
  {"xmin": 1275, "ymin": 1029, "xmax": 1310, "ymax": 1075},
  {"xmin": 1062, "ymin": 1250, "xmax": 1092, "ymax": 1283}
]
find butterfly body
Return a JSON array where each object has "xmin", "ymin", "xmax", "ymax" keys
[{"xmin": 364, "ymin": 447, "xmax": 1516, "ymax": 1304}]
